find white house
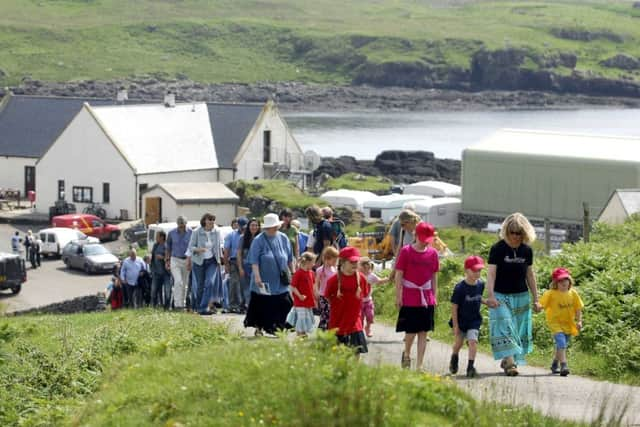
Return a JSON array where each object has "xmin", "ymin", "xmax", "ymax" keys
[
  {"xmin": 598, "ymin": 189, "xmax": 640, "ymax": 225},
  {"xmin": 35, "ymin": 98, "xmax": 305, "ymax": 220},
  {"xmin": 142, "ymin": 182, "xmax": 239, "ymax": 225},
  {"xmin": 0, "ymin": 93, "xmax": 118, "ymax": 197},
  {"xmin": 404, "ymin": 180, "xmax": 461, "ymax": 198}
]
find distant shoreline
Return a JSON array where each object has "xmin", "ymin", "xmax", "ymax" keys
[{"xmin": 5, "ymin": 79, "xmax": 640, "ymax": 113}]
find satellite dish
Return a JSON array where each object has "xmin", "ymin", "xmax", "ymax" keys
[{"xmin": 304, "ymin": 150, "xmax": 321, "ymax": 171}]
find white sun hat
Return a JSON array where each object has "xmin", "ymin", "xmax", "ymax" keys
[{"xmin": 262, "ymin": 213, "xmax": 283, "ymax": 229}]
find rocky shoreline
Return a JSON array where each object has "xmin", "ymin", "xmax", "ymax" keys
[{"xmin": 4, "ymin": 78, "xmax": 640, "ymax": 112}]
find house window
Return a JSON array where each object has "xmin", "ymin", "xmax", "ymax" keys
[
  {"xmin": 58, "ymin": 180, "xmax": 65, "ymax": 200},
  {"xmin": 263, "ymin": 130, "xmax": 271, "ymax": 163},
  {"xmin": 72, "ymin": 186, "xmax": 93, "ymax": 203},
  {"xmin": 370, "ymin": 209, "xmax": 382, "ymax": 219},
  {"xmin": 103, "ymin": 183, "xmax": 110, "ymax": 204}
]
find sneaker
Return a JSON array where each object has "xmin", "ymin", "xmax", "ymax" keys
[
  {"xmin": 550, "ymin": 360, "xmax": 560, "ymax": 374},
  {"xmin": 449, "ymin": 354, "xmax": 459, "ymax": 374},
  {"xmin": 466, "ymin": 366, "xmax": 478, "ymax": 378},
  {"xmin": 401, "ymin": 351, "xmax": 411, "ymax": 369},
  {"xmin": 560, "ymin": 363, "xmax": 570, "ymax": 377}
]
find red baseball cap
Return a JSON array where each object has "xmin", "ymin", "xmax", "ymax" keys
[
  {"xmin": 339, "ymin": 246, "xmax": 361, "ymax": 262},
  {"xmin": 464, "ymin": 255, "xmax": 485, "ymax": 272},
  {"xmin": 552, "ymin": 267, "xmax": 571, "ymax": 282},
  {"xmin": 415, "ymin": 221, "xmax": 435, "ymax": 244}
]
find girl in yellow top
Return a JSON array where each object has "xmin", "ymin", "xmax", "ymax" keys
[{"xmin": 539, "ymin": 267, "xmax": 584, "ymax": 376}]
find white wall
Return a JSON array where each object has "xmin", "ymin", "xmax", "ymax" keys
[
  {"xmin": 0, "ymin": 156, "xmax": 36, "ymax": 194},
  {"xmin": 35, "ymin": 107, "xmax": 135, "ymax": 219},
  {"xmin": 142, "ymin": 187, "xmax": 237, "ymax": 226},
  {"xmin": 598, "ymin": 194, "xmax": 627, "ymax": 225},
  {"xmin": 234, "ymin": 104, "xmax": 304, "ymax": 180}
]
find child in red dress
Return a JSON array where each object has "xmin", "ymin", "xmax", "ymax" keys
[
  {"xmin": 286, "ymin": 252, "xmax": 317, "ymax": 337},
  {"xmin": 325, "ymin": 246, "xmax": 369, "ymax": 355}
]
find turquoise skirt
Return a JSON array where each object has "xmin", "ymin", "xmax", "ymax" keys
[{"xmin": 489, "ymin": 291, "xmax": 533, "ymax": 365}]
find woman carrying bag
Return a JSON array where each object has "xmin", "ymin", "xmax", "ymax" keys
[{"xmin": 244, "ymin": 213, "xmax": 295, "ymax": 336}]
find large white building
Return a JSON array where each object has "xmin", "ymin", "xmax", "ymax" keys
[{"xmin": 35, "ymin": 98, "xmax": 305, "ymax": 221}]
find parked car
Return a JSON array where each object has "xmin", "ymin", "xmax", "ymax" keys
[
  {"xmin": 62, "ymin": 241, "xmax": 119, "ymax": 274},
  {"xmin": 123, "ymin": 221, "xmax": 148, "ymax": 247},
  {"xmin": 51, "ymin": 214, "xmax": 121, "ymax": 242},
  {"xmin": 38, "ymin": 227, "xmax": 100, "ymax": 258},
  {"xmin": 48, "ymin": 200, "xmax": 76, "ymax": 220},
  {"xmin": 0, "ymin": 252, "xmax": 26, "ymax": 294}
]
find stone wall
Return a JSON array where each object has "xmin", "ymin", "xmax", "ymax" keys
[{"xmin": 8, "ymin": 293, "xmax": 106, "ymax": 316}]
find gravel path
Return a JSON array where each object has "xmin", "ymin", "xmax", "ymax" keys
[{"xmin": 212, "ymin": 314, "xmax": 640, "ymax": 426}]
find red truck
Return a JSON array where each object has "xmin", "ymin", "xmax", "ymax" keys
[{"xmin": 51, "ymin": 214, "xmax": 121, "ymax": 242}]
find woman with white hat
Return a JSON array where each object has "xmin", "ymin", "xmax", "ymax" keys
[{"xmin": 244, "ymin": 212, "xmax": 295, "ymax": 336}]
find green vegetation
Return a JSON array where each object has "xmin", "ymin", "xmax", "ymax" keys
[
  {"xmin": 375, "ymin": 219, "xmax": 640, "ymax": 385},
  {"xmin": 0, "ymin": 311, "xmax": 580, "ymax": 426},
  {"xmin": 228, "ymin": 179, "xmax": 325, "ymax": 213},
  {"xmin": 0, "ymin": 1, "xmax": 639, "ymax": 86},
  {"xmin": 0, "ymin": 310, "xmax": 230, "ymax": 426},
  {"xmin": 324, "ymin": 173, "xmax": 392, "ymax": 193}
]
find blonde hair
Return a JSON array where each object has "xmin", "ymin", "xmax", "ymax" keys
[
  {"xmin": 320, "ymin": 246, "xmax": 339, "ymax": 262},
  {"xmin": 358, "ymin": 256, "xmax": 374, "ymax": 269},
  {"xmin": 499, "ymin": 212, "xmax": 536, "ymax": 244},
  {"xmin": 298, "ymin": 251, "xmax": 316, "ymax": 268},
  {"xmin": 550, "ymin": 275, "xmax": 574, "ymax": 290},
  {"xmin": 398, "ymin": 210, "xmax": 421, "ymax": 225},
  {"xmin": 337, "ymin": 258, "xmax": 362, "ymax": 298}
]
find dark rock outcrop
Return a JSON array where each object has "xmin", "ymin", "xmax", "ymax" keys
[
  {"xmin": 315, "ymin": 150, "xmax": 461, "ymax": 185},
  {"xmin": 600, "ymin": 54, "xmax": 640, "ymax": 70},
  {"xmin": 550, "ymin": 28, "xmax": 625, "ymax": 43}
]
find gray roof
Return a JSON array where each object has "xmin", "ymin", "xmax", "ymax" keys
[
  {"xmin": 0, "ymin": 94, "xmax": 118, "ymax": 158},
  {"xmin": 616, "ymin": 189, "xmax": 640, "ymax": 216},
  {"xmin": 207, "ymin": 102, "xmax": 264, "ymax": 168}
]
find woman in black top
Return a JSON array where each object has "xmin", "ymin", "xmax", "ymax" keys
[{"xmin": 486, "ymin": 212, "xmax": 541, "ymax": 376}]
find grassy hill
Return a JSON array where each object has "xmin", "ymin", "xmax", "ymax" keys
[{"xmin": 1, "ymin": 0, "xmax": 639, "ymax": 87}]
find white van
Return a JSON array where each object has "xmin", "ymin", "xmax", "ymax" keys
[
  {"xmin": 38, "ymin": 227, "xmax": 100, "ymax": 258},
  {"xmin": 146, "ymin": 221, "xmax": 233, "ymax": 252}
]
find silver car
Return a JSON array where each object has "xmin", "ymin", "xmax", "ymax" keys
[{"xmin": 62, "ymin": 241, "xmax": 119, "ymax": 274}]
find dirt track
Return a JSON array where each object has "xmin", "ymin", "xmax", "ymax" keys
[{"xmin": 212, "ymin": 314, "xmax": 640, "ymax": 426}]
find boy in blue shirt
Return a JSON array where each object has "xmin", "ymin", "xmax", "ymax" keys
[{"xmin": 449, "ymin": 255, "xmax": 486, "ymax": 378}]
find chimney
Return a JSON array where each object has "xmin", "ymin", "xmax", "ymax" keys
[
  {"xmin": 116, "ymin": 88, "xmax": 128, "ymax": 103},
  {"xmin": 164, "ymin": 92, "xmax": 176, "ymax": 108}
]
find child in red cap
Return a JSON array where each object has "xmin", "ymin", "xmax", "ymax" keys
[
  {"xmin": 539, "ymin": 267, "xmax": 584, "ymax": 376},
  {"xmin": 325, "ymin": 246, "xmax": 369, "ymax": 355},
  {"xmin": 449, "ymin": 255, "xmax": 486, "ymax": 378},
  {"xmin": 395, "ymin": 221, "xmax": 439, "ymax": 371}
]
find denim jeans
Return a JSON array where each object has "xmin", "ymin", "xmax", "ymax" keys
[
  {"xmin": 123, "ymin": 283, "xmax": 142, "ymax": 309},
  {"xmin": 227, "ymin": 262, "xmax": 243, "ymax": 309},
  {"xmin": 241, "ymin": 262, "xmax": 252, "ymax": 307},
  {"xmin": 191, "ymin": 257, "xmax": 222, "ymax": 313},
  {"xmin": 151, "ymin": 271, "xmax": 171, "ymax": 308}
]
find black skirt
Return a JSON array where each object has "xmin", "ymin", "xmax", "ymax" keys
[
  {"xmin": 244, "ymin": 291, "xmax": 293, "ymax": 335},
  {"xmin": 336, "ymin": 331, "xmax": 368, "ymax": 354},
  {"xmin": 396, "ymin": 306, "xmax": 434, "ymax": 333}
]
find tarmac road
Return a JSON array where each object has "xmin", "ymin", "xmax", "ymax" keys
[{"xmin": 0, "ymin": 223, "xmax": 132, "ymax": 313}]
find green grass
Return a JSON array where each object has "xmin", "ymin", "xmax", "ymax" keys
[
  {"xmin": 324, "ymin": 173, "xmax": 392, "ymax": 193},
  {"xmin": 0, "ymin": 311, "xmax": 583, "ymax": 426},
  {"xmin": 229, "ymin": 179, "xmax": 326, "ymax": 212},
  {"xmin": 0, "ymin": 1, "xmax": 639, "ymax": 86},
  {"xmin": 374, "ymin": 219, "xmax": 640, "ymax": 385}
]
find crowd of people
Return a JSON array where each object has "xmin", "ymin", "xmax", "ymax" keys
[{"xmin": 102, "ymin": 207, "xmax": 584, "ymax": 378}]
